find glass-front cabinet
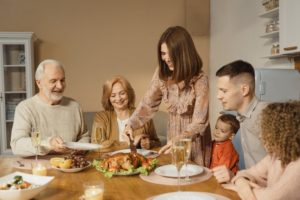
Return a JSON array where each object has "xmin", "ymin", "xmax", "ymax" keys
[{"xmin": 0, "ymin": 32, "xmax": 35, "ymax": 154}]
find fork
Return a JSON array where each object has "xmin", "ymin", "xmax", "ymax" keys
[
  {"xmin": 17, "ymin": 160, "xmax": 25, "ymax": 167},
  {"xmin": 126, "ymin": 133, "xmax": 137, "ymax": 153}
]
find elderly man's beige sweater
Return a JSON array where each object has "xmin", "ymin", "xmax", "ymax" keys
[{"xmin": 11, "ymin": 95, "xmax": 90, "ymax": 156}]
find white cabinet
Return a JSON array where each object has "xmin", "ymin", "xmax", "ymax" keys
[
  {"xmin": 0, "ymin": 32, "xmax": 35, "ymax": 154},
  {"xmin": 279, "ymin": 0, "xmax": 300, "ymax": 54},
  {"xmin": 260, "ymin": 0, "xmax": 300, "ymax": 58}
]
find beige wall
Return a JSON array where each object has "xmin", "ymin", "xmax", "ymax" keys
[{"xmin": 0, "ymin": 0, "xmax": 209, "ymax": 112}]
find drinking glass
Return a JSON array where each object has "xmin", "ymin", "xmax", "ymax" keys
[
  {"xmin": 32, "ymin": 162, "xmax": 47, "ymax": 176},
  {"xmin": 83, "ymin": 180, "xmax": 104, "ymax": 200},
  {"xmin": 171, "ymin": 140, "xmax": 185, "ymax": 191},
  {"xmin": 180, "ymin": 137, "xmax": 192, "ymax": 181},
  {"xmin": 31, "ymin": 127, "xmax": 41, "ymax": 161},
  {"xmin": 94, "ymin": 127, "xmax": 104, "ymax": 159}
]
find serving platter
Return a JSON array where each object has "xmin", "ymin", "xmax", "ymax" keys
[{"xmin": 109, "ymin": 149, "xmax": 159, "ymax": 158}]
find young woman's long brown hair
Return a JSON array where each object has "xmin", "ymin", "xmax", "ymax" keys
[{"xmin": 157, "ymin": 26, "xmax": 203, "ymax": 87}]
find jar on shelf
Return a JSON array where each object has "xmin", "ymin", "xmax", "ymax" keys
[
  {"xmin": 273, "ymin": 20, "xmax": 279, "ymax": 31},
  {"xmin": 268, "ymin": 0, "xmax": 279, "ymax": 10},
  {"xmin": 266, "ymin": 21, "xmax": 275, "ymax": 33},
  {"xmin": 262, "ymin": 0, "xmax": 279, "ymax": 11},
  {"xmin": 271, "ymin": 43, "xmax": 280, "ymax": 55},
  {"xmin": 266, "ymin": 20, "xmax": 279, "ymax": 33}
]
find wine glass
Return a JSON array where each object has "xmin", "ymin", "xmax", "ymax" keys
[
  {"xmin": 171, "ymin": 140, "xmax": 185, "ymax": 191},
  {"xmin": 31, "ymin": 127, "xmax": 41, "ymax": 161},
  {"xmin": 180, "ymin": 138, "xmax": 192, "ymax": 182},
  {"xmin": 94, "ymin": 127, "xmax": 104, "ymax": 159}
]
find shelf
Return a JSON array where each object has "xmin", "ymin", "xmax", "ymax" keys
[
  {"xmin": 262, "ymin": 54, "xmax": 286, "ymax": 59},
  {"xmin": 262, "ymin": 52, "xmax": 300, "ymax": 59},
  {"xmin": 259, "ymin": 7, "xmax": 279, "ymax": 18},
  {"xmin": 260, "ymin": 31, "xmax": 279, "ymax": 38},
  {"xmin": 5, "ymin": 120, "xmax": 13, "ymax": 123},
  {"xmin": 4, "ymin": 91, "xmax": 26, "ymax": 94},
  {"xmin": 4, "ymin": 65, "xmax": 26, "ymax": 67}
]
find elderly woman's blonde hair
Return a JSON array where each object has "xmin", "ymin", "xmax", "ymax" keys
[
  {"xmin": 261, "ymin": 101, "xmax": 300, "ymax": 167},
  {"xmin": 101, "ymin": 76, "xmax": 135, "ymax": 111}
]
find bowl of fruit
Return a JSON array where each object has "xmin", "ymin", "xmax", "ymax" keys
[{"xmin": 50, "ymin": 152, "xmax": 91, "ymax": 173}]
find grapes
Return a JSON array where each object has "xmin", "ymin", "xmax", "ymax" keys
[{"xmin": 64, "ymin": 151, "xmax": 89, "ymax": 168}]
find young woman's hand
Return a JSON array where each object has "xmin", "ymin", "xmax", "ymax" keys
[
  {"xmin": 212, "ymin": 165, "xmax": 234, "ymax": 183},
  {"xmin": 124, "ymin": 125, "xmax": 134, "ymax": 140},
  {"xmin": 235, "ymin": 177, "xmax": 257, "ymax": 200},
  {"xmin": 158, "ymin": 140, "xmax": 172, "ymax": 154}
]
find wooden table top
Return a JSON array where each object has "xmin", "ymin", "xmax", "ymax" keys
[{"xmin": 0, "ymin": 152, "xmax": 240, "ymax": 200}]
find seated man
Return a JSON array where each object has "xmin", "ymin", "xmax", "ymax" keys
[{"xmin": 11, "ymin": 59, "xmax": 90, "ymax": 156}]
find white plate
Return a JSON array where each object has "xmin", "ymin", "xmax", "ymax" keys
[
  {"xmin": 0, "ymin": 171, "xmax": 54, "ymax": 200},
  {"xmin": 109, "ymin": 149, "xmax": 159, "ymax": 158},
  {"xmin": 155, "ymin": 164, "xmax": 204, "ymax": 178},
  {"xmin": 63, "ymin": 142, "xmax": 102, "ymax": 150},
  {"xmin": 51, "ymin": 161, "xmax": 91, "ymax": 173},
  {"xmin": 152, "ymin": 192, "xmax": 216, "ymax": 200}
]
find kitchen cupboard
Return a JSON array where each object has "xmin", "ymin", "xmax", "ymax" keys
[
  {"xmin": 260, "ymin": 0, "xmax": 300, "ymax": 58},
  {"xmin": 279, "ymin": 0, "xmax": 300, "ymax": 54},
  {"xmin": 0, "ymin": 32, "xmax": 35, "ymax": 154}
]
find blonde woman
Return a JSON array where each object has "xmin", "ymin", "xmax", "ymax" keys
[{"xmin": 91, "ymin": 76, "xmax": 160, "ymax": 152}]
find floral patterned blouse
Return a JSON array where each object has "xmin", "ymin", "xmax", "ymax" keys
[{"xmin": 128, "ymin": 68, "xmax": 212, "ymax": 167}]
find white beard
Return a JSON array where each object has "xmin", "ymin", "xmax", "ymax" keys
[{"xmin": 42, "ymin": 83, "xmax": 64, "ymax": 102}]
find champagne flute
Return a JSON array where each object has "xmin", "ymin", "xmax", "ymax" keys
[
  {"xmin": 95, "ymin": 127, "xmax": 103, "ymax": 159},
  {"xmin": 31, "ymin": 127, "xmax": 41, "ymax": 161},
  {"xmin": 172, "ymin": 140, "xmax": 185, "ymax": 191},
  {"xmin": 180, "ymin": 138, "xmax": 192, "ymax": 182}
]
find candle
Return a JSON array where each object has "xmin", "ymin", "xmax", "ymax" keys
[
  {"xmin": 84, "ymin": 188, "xmax": 104, "ymax": 200},
  {"xmin": 32, "ymin": 162, "xmax": 47, "ymax": 176},
  {"xmin": 83, "ymin": 181, "xmax": 104, "ymax": 200}
]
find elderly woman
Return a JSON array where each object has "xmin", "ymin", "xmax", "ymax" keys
[{"xmin": 91, "ymin": 76, "xmax": 160, "ymax": 152}]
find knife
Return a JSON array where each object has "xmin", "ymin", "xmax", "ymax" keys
[{"xmin": 126, "ymin": 133, "xmax": 137, "ymax": 153}]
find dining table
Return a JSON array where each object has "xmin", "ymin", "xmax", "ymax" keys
[{"xmin": 0, "ymin": 151, "xmax": 241, "ymax": 200}]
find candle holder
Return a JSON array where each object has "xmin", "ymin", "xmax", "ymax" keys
[
  {"xmin": 82, "ymin": 180, "xmax": 104, "ymax": 200},
  {"xmin": 31, "ymin": 162, "xmax": 47, "ymax": 176}
]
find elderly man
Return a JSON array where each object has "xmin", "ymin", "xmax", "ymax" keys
[
  {"xmin": 11, "ymin": 59, "xmax": 89, "ymax": 156},
  {"xmin": 212, "ymin": 60, "xmax": 268, "ymax": 183}
]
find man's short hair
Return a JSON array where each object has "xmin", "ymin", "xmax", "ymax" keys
[
  {"xmin": 216, "ymin": 60, "xmax": 254, "ymax": 79},
  {"xmin": 216, "ymin": 60, "xmax": 255, "ymax": 91},
  {"xmin": 35, "ymin": 59, "xmax": 64, "ymax": 80}
]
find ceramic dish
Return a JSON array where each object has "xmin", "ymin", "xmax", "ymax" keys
[
  {"xmin": 0, "ymin": 171, "xmax": 54, "ymax": 200},
  {"xmin": 154, "ymin": 164, "xmax": 204, "ymax": 178},
  {"xmin": 151, "ymin": 192, "xmax": 216, "ymax": 200},
  {"xmin": 51, "ymin": 161, "xmax": 91, "ymax": 173},
  {"xmin": 63, "ymin": 142, "xmax": 102, "ymax": 151}
]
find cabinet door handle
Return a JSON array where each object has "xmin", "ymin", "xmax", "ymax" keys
[{"xmin": 283, "ymin": 46, "xmax": 298, "ymax": 51}]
